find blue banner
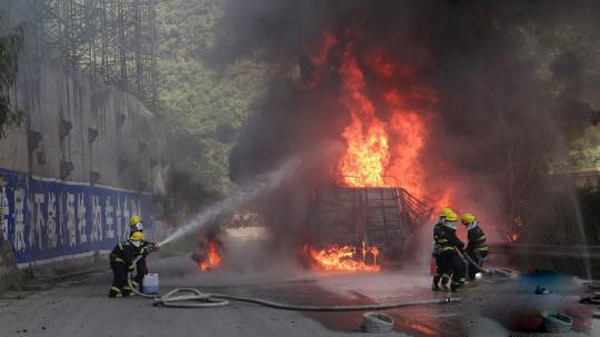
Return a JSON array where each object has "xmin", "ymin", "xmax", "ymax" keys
[{"xmin": 0, "ymin": 167, "xmax": 153, "ymax": 264}]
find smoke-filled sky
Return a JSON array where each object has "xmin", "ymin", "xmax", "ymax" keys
[{"xmin": 220, "ymin": 0, "xmax": 598, "ymax": 245}]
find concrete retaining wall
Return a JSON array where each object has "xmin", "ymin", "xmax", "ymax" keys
[{"xmin": 0, "ymin": 57, "xmax": 167, "ymax": 269}]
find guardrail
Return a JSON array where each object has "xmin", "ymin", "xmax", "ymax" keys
[
  {"xmin": 489, "ymin": 243, "xmax": 600, "ymax": 279},
  {"xmin": 490, "ymin": 244, "xmax": 600, "ymax": 258}
]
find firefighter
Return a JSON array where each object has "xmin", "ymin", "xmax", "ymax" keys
[
  {"xmin": 432, "ymin": 208, "xmax": 457, "ymax": 292},
  {"xmin": 108, "ymin": 231, "xmax": 142, "ymax": 297},
  {"xmin": 131, "ymin": 231, "xmax": 158, "ymax": 292},
  {"xmin": 431, "ymin": 208, "xmax": 447, "ymax": 290},
  {"xmin": 108, "ymin": 231, "xmax": 157, "ymax": 297},
  {"xmin": 461, "ymin": 213, "xmax": 489, "ymax": 280},
  {"xmin": 127, "ymin": 215, "xmax": 157, "ymax": 290},
  {"xmin": 432, "ymin": 209, "xmax": 466, "ymax": 293}
]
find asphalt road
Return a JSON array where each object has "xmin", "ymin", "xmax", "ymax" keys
[
  {"xmin": 0, "ymin": 254, "xmax": 598, "ymax": 337},
  {"xmin": 0, "ymin": 255, "xmax": 455, "ymax": 337}
]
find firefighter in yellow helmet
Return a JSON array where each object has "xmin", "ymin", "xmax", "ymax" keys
[
  {"xmin": 108, "ymin": 226, "xmax": 158, "ymax": 298},
  {"xmin": 127, "ymin": 215, "xmax": 159, "ymax": 289},
  {"xmin": 431, "ymin": 208, "xmax": 466, "ymax": 293},
  {"xmin": 109, "ymin": 231, "xmax": 142, "ymax": 297},
  {"xmin": 461, "ymin": 213, "xmax": 489, "ymax": 280},
  {"xmin": 432, "ymin": 208, "xmax": 451, "ymax": 290},
  {"xmin": 131, "ymin": 230, "xmax": 158, "ymax": 293},
  {"xmin": 432, "ymin": 208, "xmax": 465, "ymax": 292}
]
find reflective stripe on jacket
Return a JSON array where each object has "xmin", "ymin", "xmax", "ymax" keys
[
  {"xmin": 434, "ymin": 221, "xmax": 464, "ymax": 254},
  {"xmin": 466, "ymin": 224, "xmax": 488, "ymax": 255}
]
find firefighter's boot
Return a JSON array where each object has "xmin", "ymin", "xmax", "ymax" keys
[
  {"xmin": 122, "ymin": 286, "xmax": 135, "ymax": 297},
  {"xmin": 440, "ymin": 274, "xmax": 451, "ymax": 292},
  {"xmin": 108, "ymin": 286, "xmax": 123, "ymax": 298},
  {"xmin": 450, "ymin": 279, "xmax": 465, "ymax": 293},
  {"xmin": 431, "ymin": 282, "xmax": 442, "ymax": 292}
]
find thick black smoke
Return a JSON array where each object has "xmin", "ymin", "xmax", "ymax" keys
[{"xmin": 220, "ymin": 0, "xmax": 597, "ymax": 252}]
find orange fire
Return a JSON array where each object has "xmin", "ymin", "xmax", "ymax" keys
[
  {"xmin": 310, "ymin": 29, "xmax": 338, "ymax": 66},
  {"xmin": 198, "ymin": 239, "xmax": 222, "ymax": 272},
  {"xmin": 515, "ymin": 215, "xmax": 523, "ymax": 227},
  {"xmin": 431, "ymin": 187, "xmax": 455, "ymax": 215},
  {"xmin": 507, "ymin": 215, "xmax": 523, "ymax": 243},
  {"xmin": 386, "ymin": 107, "xmax": 427, "ymax": 198},
  {"xmin": 304, "ymin": 241, "xmax": 381, "ymax": 272},
  {"xmin": 337, "ymin": 45, "xmax": 390, "ymax": 188},
  {"xmin": 324, "ymin": 32, "xmax": 460, "ymax": 222},
  {"xmin": 329, "ymin": 33, "xmax": 445, "ymax": 205}
]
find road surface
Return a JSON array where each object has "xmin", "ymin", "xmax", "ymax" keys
[{"xmin": 0, "ymin": 254, "xmax": 597, "ymax": 337}]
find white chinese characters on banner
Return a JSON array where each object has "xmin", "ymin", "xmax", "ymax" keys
[
  {"xmin": 0, "ymin": 173, "xmax": 149, "ymax": 263},
  {"xmin": 90, "ymin": 196, "xmax": 102, "ymax": 242},
  {"xmin": 116, "ymin": 197, "xmax": 122, "ymax": 240},
  {"xmin": 46, "ymin": 193, "xmax": 57, "ymax": 249},
  {"xmin": 13, "ymin": 188, "xmax": 25, "ymax": 252},
  {"xmin": 30, "ymin": 193, "xmax": 44, "ymax": 250},
  {"xmin": 57, "ymin": 193, "xmax": 64, "ymax": 247},
  {"xmin": 105, "ymin": 196, "xmax": 115, "ymax": 239},
  {"xmin": 122, "ymin": 197, "xmax": 130, "ymax": 240},
  {"xmin": 77, "ymin": 194, "xmax": 87, "ymax": 244},
  {"xmin": 0, "ymin": 186, "xmax": 9, "ymax": 240},
  {"xmin": 66, "ymin": 193, "xmax": 76, "ymax": 248}
]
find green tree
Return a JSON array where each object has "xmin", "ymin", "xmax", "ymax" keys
[
  {"xmin": 512, "ymin": 23, "xmax": 600, "ymax": 171},
  {"xmin": 156, "ymin": 0, "xmax": 269, "ymax": 195},
  {"xmin": 568, "ymin": 125, "xmax": 600, "ymax": 169},
  {"xmin": 0, "ymin": 21, "xmax": 23, "ymax": 138}
]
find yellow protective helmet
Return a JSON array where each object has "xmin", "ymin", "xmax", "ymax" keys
[
  {"xmin": 129, "ymin": 215, "xmax": 142, "ymax": 226},
  {"xmin": 130, "ymin": 231, "xmax": 144, "ymax": 242},
  {"xmin": 439, "ymin": 207, "xmax": 452, "ymax": 219},
  {"xmin": 444, "ymin": 210, "xmax": 459, "ymax": 222},
  {"xmin": 461, "ymin": 213, "xmax": 476, "ymax": 225}
]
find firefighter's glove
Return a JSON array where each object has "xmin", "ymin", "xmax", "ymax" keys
[
  {"xmin": 149, "ymin": 242, "xmax": 159, "ymax": 252},
  {"xmin": 140, "ymin": 247, "xmax": 150, "ymax": 257}
]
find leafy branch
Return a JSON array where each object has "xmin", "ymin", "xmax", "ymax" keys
[{"xmin": 0, "ymin": 22, "xmax": 24, "ymax": 138}]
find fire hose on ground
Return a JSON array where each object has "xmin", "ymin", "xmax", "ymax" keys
[
  {"xmin": 455, "ymin": 248, "xmax": 514, "ymax": 277},
  {"xmin": 126, "ymin": 256, "xmax": 460, "ymax": 310}
]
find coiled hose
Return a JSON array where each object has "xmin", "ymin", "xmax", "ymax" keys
[{"xmin": 127, "ymin": 256, "xmax": 460, "ymax": 310}]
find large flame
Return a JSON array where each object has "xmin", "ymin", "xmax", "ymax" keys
[
  {"xmin": 335, "ymin": 43, "xmax": 431, "ymax": 199},
  {"xmin": 321, "ymin": 31, "xmax": 455, "ymax": 216},
  {"xmin": 337, "ymin": 45, "xmax": 390, "ymax": 187},
  {"xmin": 198, "ymin": 239, "xmax": 222, "ymax": 272},
  {"xmin": 304, "ymin": 241, "xmax": 381, "ymax": 272}
]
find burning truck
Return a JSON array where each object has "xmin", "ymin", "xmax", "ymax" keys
[
  {"xmin": 192, "ymin": 184, "xmax": 431, "ymax": 275},
  {"xmin": 299, "ymin": 30, "xmax": 438, "ymax": 273},
  {"xmin": 303, "ymin": 184, "xmax": 431, "ymax": 272},
  {"xmin": 196, "ymin": 28, "xmax": 443, "ymax": 275}
]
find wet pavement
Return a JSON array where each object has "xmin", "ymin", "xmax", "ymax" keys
[
  {"xmin": 151, "ymin": 255, "xmax": 464, "ymax": 336},
  {"xmin": 0, "ymin": 254, "xmax": 598, "ymax": 336}
]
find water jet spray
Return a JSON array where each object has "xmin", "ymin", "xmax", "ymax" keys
[{"xmin": 158, "ymin": 159, "xmax": 301, "ymax": 247}]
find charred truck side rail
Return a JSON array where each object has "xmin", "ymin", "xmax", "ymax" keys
[{"xmin": 307, "ymin": 179, "xmax": 432, "ymax": 263}]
